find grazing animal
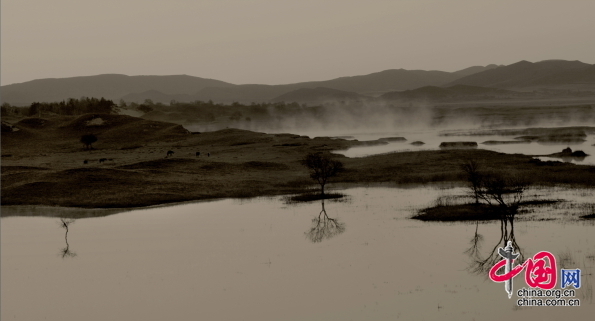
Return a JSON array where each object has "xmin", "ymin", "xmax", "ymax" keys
[
  {"xmin": 83, "ymin": 160, "xmax": 88, "ymax": 164},
  {"xmin": 207, "ymin": 152, "xmax": 210, "ymax": 157},
  {"xmin": 99, "ymin": 158, "xmax": 107, "ymax": 163},
  {"xmin": 166, "ymin": 150, "xmax": 174, "ymax": 157},
  {"xmin": 196, "ymin": 152, "xmax": 200, "ymax": 157}
]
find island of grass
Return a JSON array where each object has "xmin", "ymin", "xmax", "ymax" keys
[
  {"xmin": 439, "ymin": 141, "xmax": 478, "ymax": 148},
  {"xmin": 412, "ymin": 200, "xmax": 561, "ymax": 221},
  {"xmin": 482, "ymin": 140, "xmax": 529, "ymax": 145}
]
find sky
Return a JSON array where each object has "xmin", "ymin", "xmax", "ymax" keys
[{"xmin": 1, "ymin": 0, "xmax": 594, "ymax": 86}]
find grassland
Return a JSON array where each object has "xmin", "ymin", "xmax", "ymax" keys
[{"xmin": 2, "ymin": 113, "xmax": 595, "ymax": 210}]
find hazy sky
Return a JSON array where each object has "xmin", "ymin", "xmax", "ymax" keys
[{"xmin": 2, "ymin": 0, "xmax": 594, "ymax": 86}]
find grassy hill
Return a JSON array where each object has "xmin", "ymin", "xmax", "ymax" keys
[{"xmin": 2, "ymin": 114, "xmax": 190, "ymax": 153}]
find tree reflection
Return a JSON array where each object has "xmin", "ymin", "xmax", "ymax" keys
[
  {"xmin": 466, "ymin": 213, "xmax": 523, "ymax": 274},
  {"xmin": 461, "ymin": 170, "xmax": 528, "ymax": 274},
  {"xmin": 59, "ymin": 218, "xmax": 77, "ymax": 259},
  {"xmin": 305, "ymin": 199, "xmax": 345, "ymax": 243}
]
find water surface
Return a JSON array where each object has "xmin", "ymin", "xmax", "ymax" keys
[
  {"xmin": 327, "ymin": 129, "xmax": 595, "ymax": 165},
  {"xmin": 2, "ymin": 186, "xmax": 594, "ymax": 320}
]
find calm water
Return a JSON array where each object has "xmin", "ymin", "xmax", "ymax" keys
[
  {"xmin": 2, "ymin": 186, "xmax": 594, "ymax": 320},
  {"xmin": 327, "ymin": 129, "xmax": 595, "ymax": 165}
]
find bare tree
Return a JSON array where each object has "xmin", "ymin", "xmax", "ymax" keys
[
  {"xmin": 301, "ymin": 153, "xmax": 343, "ymax": 196},
  {"xmin": 461, "ymin": 159, "xmax": 483, "ymax": 204},
  {"xmin": 478, "ymin": 172, "xmax": 530, "ymax": 221},
  {"xmin": 461, "ymin": 160, "xmax": 530, "ymax": 220}
]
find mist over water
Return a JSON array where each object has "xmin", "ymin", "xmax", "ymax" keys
[
  {"xmin": 185, "ymin": 102, "xmax": 435, "ymax": 134},
  {"xmin": 183, "ymin": 101, "xmax": 595, "ymax": 163},
  {"xmin": 184, "ymin": 101, "xmax": 595, "ymax": 135}
]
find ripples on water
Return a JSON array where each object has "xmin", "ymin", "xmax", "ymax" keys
[{"xmin": 2, "ymin": 185, "xmax": 594, "ymax": 320}]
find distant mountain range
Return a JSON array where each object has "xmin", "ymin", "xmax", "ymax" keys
[
  {"xmin": 447, "ymin": 60, "xmax": 595, "ymax": 88},
  {"xmin": 2, "ymin": 60, "xmax": 594, "ymax": 106}
]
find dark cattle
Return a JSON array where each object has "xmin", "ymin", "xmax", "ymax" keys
[
  {"xmin": 83, "ymin": 160, "xmax": 88, "ymax": 164},
  {"xmin": 196, "ymin": 152, "xmax": 200, "ymax": 157},
  {"xmin": 207, "ymin": 152, "xmax": 210, "ymax": 157},
  {"xmin": 99, "ymin": 158, "xmax": 107, "ymax": 163},
  {"xmin": 166, "ymin": 150, "xmax": 174, "ymax": 157}
]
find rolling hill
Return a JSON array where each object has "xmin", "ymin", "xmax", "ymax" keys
[
  {"xmin": 291, "ymin": 68, "xmax": 461, "ymax": 94},
  {"xmin": 191, "ymin": 69, "xmax": 465, "ymax": 103},
  {"xmin": 1, "ymin": 74, "xmax": 234, "ymax": 106},
  {"xmin": 2, "ymin": 113, "xmax": 190, "ymax": 151},
  {"xmin": 3, "ymin": 61, "xmax": 592, "ymax": 106},
  {"xmin": 451, "ymin": 64, "xmax": 501, "ymax": 78},
  {"xmin": 1, "ymin": 65, "xmax": 495, "ymax": 105},
  {"xmin": 446, "ymin": 60, "xmax": 595, "ymax": 89}
]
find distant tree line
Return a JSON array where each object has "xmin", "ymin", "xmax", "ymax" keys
[
  {"xmin": 1, "ymin": 96, "xmax": 315, "ymax": 120},
  {"xmin": 127, "ymin": 98, "xmax": 306, "ymax": 112},
  {"xmin": 126, "ymin": 99, "xmax": 308, "ymax": 123},
  {"xmin": 1, "ymin": 97, "xmax": 116, "ymax": 117}
]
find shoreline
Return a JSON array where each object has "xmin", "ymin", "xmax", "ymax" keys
[{"xmin": 3, "ymin": 116, "xmax": 595, "ymax": 213}]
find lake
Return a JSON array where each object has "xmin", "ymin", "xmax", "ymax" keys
[
  {"xmin": 323, "ymin": 129, "xmax": 595, "ymax": 165},
  {"xmin": 2, "ymin": 185, "xmax": 594, "ymax": 320}
]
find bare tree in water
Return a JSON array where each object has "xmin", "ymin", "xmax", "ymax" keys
[
  {"xmin": 461, "ymin": 160, "xmax": 530, "ymax": 221},
  {"xmin": 461, "ymin": 159, "xmax": 483, "ymax": 204},
  {"xmin": 301, "ymin": 153, "xmax": 343, "ymax": 196},
  {"xmin": 464, "ymin": 173, "xmax": 530, "ymax": 273},
  {"xmin": 459, "ymin": 166, "xmax": 530, "ymax": 274},
  {"xmin": 478, "ymin": 172, "xmax": 529, "ymax": 222}
]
